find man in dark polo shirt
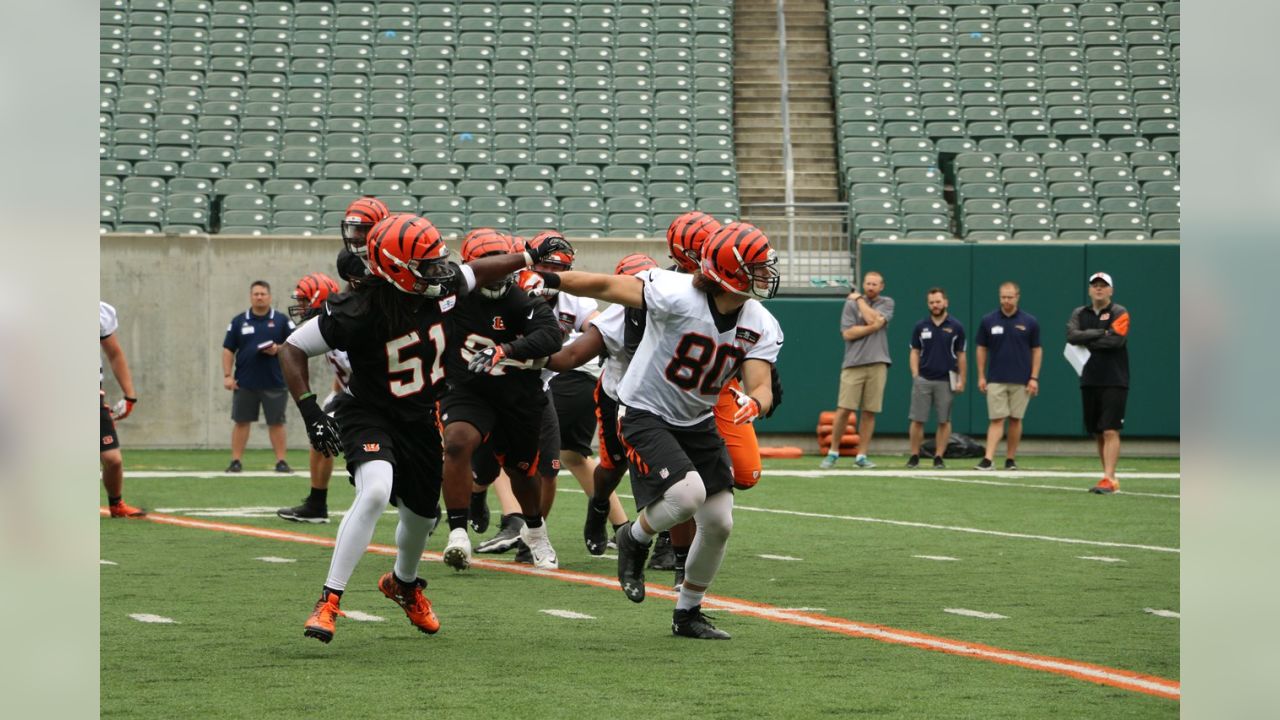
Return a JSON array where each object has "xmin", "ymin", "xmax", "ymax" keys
[
  {"xmin": 906, "ymin": 287, "xmax": 966, "ymax": 469},
  {"xmin": 975, "ymin": 281, "xmax": 1042, "ymax": 470},
  {"xmin": 1067, "ymin": 272, "xmax": 1130, "ymax": 494},
  {"xmin": 221, "ymin": 280, "xmax": 296, "ymax": 473}
]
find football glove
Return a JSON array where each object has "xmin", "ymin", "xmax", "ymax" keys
[
  {"xmin": 516, "ymin": 269, "xmax": 560, "ymax": 299},
  {"xmin": 729, "ymin": 386, "xmax": 764, "ymax": 425},
  {"xmin": 298, "ymin": 394, "xmax": 343, "ymax": 457},
  {"xmin": 111, "ymin": 396, "xmax": 137, "ymax": 421},
  {"xmin": 524, "ymin": 234, "xmax": 574, "ymax": 267},
  {"xmin": 467, "ymin": 343, "xmax": 511, "ymax": 375}
]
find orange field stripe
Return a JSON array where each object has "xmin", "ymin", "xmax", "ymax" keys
[{"xmin": 103, "ymin": 509, "xmax": 1180, "ymax": 700}]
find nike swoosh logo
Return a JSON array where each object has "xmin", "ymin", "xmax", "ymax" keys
[
  {"xmin": 527, "ymin": 309, "xmax": 535, "ymax": 319},
  {"xmin": 776, "ymin": 339, "xmax": 783, "ymax": 345}
]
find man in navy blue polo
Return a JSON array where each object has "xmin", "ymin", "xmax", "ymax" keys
[
  {"xmin": 975, "ymin": 281, "xmax": 1042, "ymax": 470},
  {"xmin": 221, "ymin": 280, "xmax": 296, "ymax": 473},
  {"xmin": 906, "ymin": 287, "xmax": 966, "ymax": 469}
]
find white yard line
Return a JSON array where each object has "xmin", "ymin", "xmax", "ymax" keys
[
  {"xmin": 732, "ymin": 504, "xmax": 1180, "ymax": 554},
  {"xmin": 343, "ymin": 610, "xmax": 385, "ymax": 622},
  {"xmin": 129, "ymin": 613, "xmax": 177, "ymax": 624},
  {"xmin": 783, "ymin": 469, "xmax": 1179, "ymax": 480},
  {"xmin": 758, "ymin": 554, "xmax": 803, "ymax": 561},
  {"xmin": 913, "ymin": 555, "xmax": 959, "ymax": 561},
  {"xmin": 100, "ymin": 559, "xmax": 117, "ymax": 566},
  {"xmin": 541, "ymin": 609, "xmax": 596, "ymax": 620},
  {"xmin": 255, "ymin": 556, "xmax": 296, "ymax": 563},
  {"xmin": 913, "ymin": 475, "xmax": 1179, "ymax": 499},
  {"xmin": 153, "ymin": 498, "xmax": 1178, "ymax": 554},
  {"xmin": 944, "ymin": 608, "xmax": 1008, "ymax": 620},
  {"xmin": 1078, "ymin": 556, "xmax": 1126, "ymax": 563},
  {"xmin": 1143, "ymin": 608, "xmax": 1180, "ymax": 619}
]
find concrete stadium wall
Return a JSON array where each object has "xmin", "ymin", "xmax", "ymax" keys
[{"xmin": 99, "ymin": 232, "xmax": 667, "ymax": 449}]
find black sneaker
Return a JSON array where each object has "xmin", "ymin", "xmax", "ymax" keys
[
  {"xmin": 583, "ymin": 500, "xmax": 610, "ymax": 556},
  {"xmin": 905, "ymin": 455, "xmax": 919, "ymax": 469},
  {"xmin": 932, "ymin": 456, "xmax": 946, "ymax": 469},
  {"xmin": 275, "ymin": 459, "xmax": 293, "ymax": 473},
  {"xmin": 672, "ymin": 605, "xmax": 730, "ymax": 640},
  {"xmin": 974, "ymin": 458, "xmax": 994, "ymax": 471},
  {"xmin": 513, "ymin": 540, "xmax": 533, "ymax": 564},
  {"xmin": 648, "ymin": 531, "xmax": 675, "ymax": 570},
  {"xmin": 615, "ymin": 521, "xmax": 651, "ymax": 603},
  {"xmin": 226, "ymin": 459, "xmax": 242, "ymax": 473},
  {"xmin": 469, "ymin": 491, "xmax": 490, "ymax": 534},
  {"xmin": 277, "ymin": 501, "xmax": 329, "ymax": 524},
  {"xmin": 476, "ymin": 514, "xmax": 525, "ymax": 554},
  {"xmin": 1004, "ymin": 458, "xmax": 1018, "ymax": 470}
]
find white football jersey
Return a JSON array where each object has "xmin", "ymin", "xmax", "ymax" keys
[
  {"xmin": 618, "ymin": 269, "xmax": 783, "ymax": 426},
  {"xmin": 590, "ymin": 303, "xmax": 630, "ymax": 401},
  {"xmin": 541, "ymin": 291, "xmax": 601, "ymax": 386},
  {"xmin": 100, "ymin": 301, "xmax": 119, "ymax": 385}
]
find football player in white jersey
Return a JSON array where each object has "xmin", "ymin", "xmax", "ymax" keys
[
  {"xmin": 543, "ymin": 253, "xmax": 659, "ymax": 555},
  {"xmin": 100, "ymin": 301, "xmax": 144, "ymax": 517},
  {"xmin": 277, "ymin": 271, "xmax": 346, "ymax": 523},
  {"xmin": 531, "ymin": 223, "xmax": 783, "ymax": 639}
]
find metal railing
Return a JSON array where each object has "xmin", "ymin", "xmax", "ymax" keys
[{"xmin": 740, "ymin": 202, "xmax": 852, "ymax": 294}]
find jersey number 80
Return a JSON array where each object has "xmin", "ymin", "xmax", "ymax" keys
[{"xmin": 664, "ymin": 333, "xmax": 745, "ymax": 395}]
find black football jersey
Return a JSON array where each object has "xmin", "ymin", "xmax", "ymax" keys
[
  {"xmin": 445, "ymin": 284, "xmax": 562, "ymax": 383},
  {"xmin": 317, "ymin": 278, "xmax": 464, "ymax": 420}
]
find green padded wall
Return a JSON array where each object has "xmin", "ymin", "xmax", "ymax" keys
[{"xmin": 757, "ymin": 243, "xmax": 1178, "ymax": 438}]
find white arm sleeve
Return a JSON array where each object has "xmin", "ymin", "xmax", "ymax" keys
[
  {"xmin": 459, "ymin": 263, "xmax": 477, "ymax": 293},
  {"xmin": 284, "ymin": 316, "xmax": 333, "ymax": 356}
]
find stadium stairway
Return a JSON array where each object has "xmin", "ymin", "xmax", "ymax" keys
[{"xmin": 732, "ymin": 0, "xmax": 840, "ymax": 205}]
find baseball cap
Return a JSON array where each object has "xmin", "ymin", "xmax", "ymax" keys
[{"xmin": 1088, "ymin": 271, "xmax": 1113, "ymax": 288}]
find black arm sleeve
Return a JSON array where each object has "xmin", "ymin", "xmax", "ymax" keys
[
  {"xmin": 1065, "ymin": 307, "xmax": 1105, "ymax": 345},
  {"xmin": 505, "ymin": 296, "xmax": 563, "ymax": 361}
]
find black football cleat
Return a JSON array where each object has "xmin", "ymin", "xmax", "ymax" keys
[
  {"xmin": 468, "ymin": 491, "xmax": 491, "ymax": 534},
  {"xmin": 615, "ymin": 521, "xmax": 651, "ymax": 603},
  {"xmin": 477, "ymin": 514, "xmax": 525, "ymax": 553},
  {"xmin": 648, "ymin": 531, "xmax": 676, "ymax": 570},
  {"xmin": 583, "ymin": 501, "xmax": 610, "ymax": 556},
  {"xmin": 672, "ymin": 605, "xmax": 730, "ymax": 640},
  {"xmin": 277, "ymin": 501, "xmax": 329, "ymax": 524}
]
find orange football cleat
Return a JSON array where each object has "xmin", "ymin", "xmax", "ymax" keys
[
  {"xmin": 303, "ymin": 591, "xmax": 345, "ymax": 643},
  {"xmin": 378, "ymin": 572, "xmax": 441, "ymax": 635},
  {"xmin": 1089, "ymin": 477, "xmax": 1119, "ymax": 495},
  {"xmin": 109, "ymin": 501, "xmax": 146, "ymax": 518}
]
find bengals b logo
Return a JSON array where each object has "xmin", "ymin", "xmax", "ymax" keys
[{"xmin": 492, "ymin": 316, "xmax": 506, "ymax": 330}]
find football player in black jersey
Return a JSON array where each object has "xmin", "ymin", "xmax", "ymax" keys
[
  {"xmin": 280, "ymin": 213, "xmax": 571, "ymax": 643},
  {"xmin": 439, "ymin": 229, "xmax": 563, "ymax": 571}
]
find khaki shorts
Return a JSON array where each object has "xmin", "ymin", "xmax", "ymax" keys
[
  {"xmin": 838, "ymin": 363, "xmax": 888, "ymax": 413},
  {"xmin": 987, "ymin": 382, "xmax": 1031, "ymax": 420}
]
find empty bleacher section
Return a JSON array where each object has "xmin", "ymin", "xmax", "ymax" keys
[
  {"xmin": 828, "ymin": 0, "xmax": 1179, "ymax": 240},
  {"xmin": 100, "ymin": 0, "xmax": 740, "ymax": 239}
]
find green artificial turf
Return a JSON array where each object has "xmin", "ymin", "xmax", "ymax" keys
[{"xmin": 102, "ymin": 454, "xmax": 1179, "ymax": 718}]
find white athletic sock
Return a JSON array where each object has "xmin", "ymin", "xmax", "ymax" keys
[
  {"xmin": 324, "ymin": 460, "xmax": 393, "ymax": 591},
  {"xmin": 855, "ymin": 453, "xmax": 866, "ymax": 461},
  {"xmin": 826, "ymin": 450, "xmax": 840, "ymax": 458},
  {"xmin": 630, "ymin": 518, "xmax": 654, "ymax": 544},
  {"xmin": 676, "ymin": 585, "xmax": 706, "ymax": 611},
  {"xmin": 393, "ymin": 504, "xmax": 438, "ymax": 583}
]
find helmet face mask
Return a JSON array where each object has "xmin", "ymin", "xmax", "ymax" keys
[
  {"xmin": 341, "ymin": 197, "xmax": 390, "ymax": 259},
  {"xmin": 288, "ymin": 272, "xmax": 341, "ymax": 322},
  {"xmin": 529, "ymin": 230, "xmax": 575, "ymax": 272},
  {"xmin": 378, "ymin": 250, "xmax": 456, "ymax": 297},
  {"xmin": 700, "ymin": 222, "xmax": 780, "ymax": 300}
]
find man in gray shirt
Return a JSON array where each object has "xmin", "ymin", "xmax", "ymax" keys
[{"xmin": 821, "ymin": 271, "xmax": 894, "ymax": 468}]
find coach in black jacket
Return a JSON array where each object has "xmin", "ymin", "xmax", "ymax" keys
[{"xmin": 1066, "ymin": 272, "xmax": 1130, "ymax": 495}]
